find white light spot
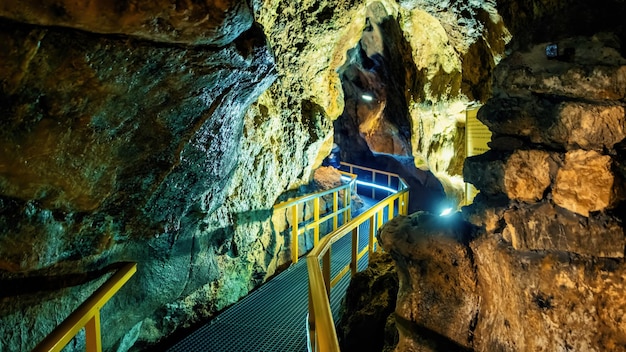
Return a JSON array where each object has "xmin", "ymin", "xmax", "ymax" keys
[
  {"xmin": 361, "ymin": 94, "xmax": 374, "ymax": 102},
  {"xmin": 439, "ymin": 207, "xmax": 453, "ymax": 216}
]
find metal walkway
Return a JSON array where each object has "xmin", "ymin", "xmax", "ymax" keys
[{"xmin": 167, "ymin": 198, "xmax": 379, "ymax": 352}]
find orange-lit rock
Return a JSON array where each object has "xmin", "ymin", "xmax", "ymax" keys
[
  {"xmin": 378, "ymin": 212, "xmax": 478, "ymax": 351},
  {"xmin": 503, "ymin": 150, "xmax": 553, "ymax": 202},
  {"xmin": 480, "ymin": 97, "xmax": 626, "ymax": 152},
  {"xmin": 503, "ymin": 200, "xmax": 625, "ymax": 257},
  {"xmin": 553, "ymin": 150, "xmax": 623, "ymax": 216},
  {"xmin": 377, "ymin": 213, "xmax": 626, "ymax": 352}
]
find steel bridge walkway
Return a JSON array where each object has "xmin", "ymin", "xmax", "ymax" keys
[{"xmin": 167, "ymin": 198, "xmax": 379, "ymax": 352}]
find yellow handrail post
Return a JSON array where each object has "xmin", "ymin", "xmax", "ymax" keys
[
  {"xmin": 313, "ymin": 197, "xmax": 320, "ymax": 247},
  {"xmin": 85, "ymin": 311, "xmax": 102, "ymax": 352},
  {"xmin": 343, "ymin": 189, "xmax": 350, "ymax": 224},
  {"xmin": 333, "ymin": 193, "xmax": 338, "ymax": 230},
  {"xmin": 34, "ymin": 262, "xmax": 137, "ymax": 352},
  {"xmin": 308, "ymin": 286, "xmax": 316, "ymax": 352},
  {"xmin": 351, "ymin": 227, "xmax": 358, "ymax": 276},
  {"xmin": 322, "ymin": 250, "xmax": 331, "ymax": 299},
  {"xmin": 403, "ymin": 193, "xmax": 409, "ymax": 215},
  {"xmin": 292, "ymin": 204, "xmax": 299, "ymax": 264},
  {"xmin": 368, "ymin": 215, "xmax": 376, "ymax": 255},
  {"xmin": 388, "ymin": 199, "xmax": 395, "ymax": 221}
]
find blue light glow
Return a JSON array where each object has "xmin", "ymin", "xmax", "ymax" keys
[
  {"xmin": 341, "ymin": 176, "xmax": 397, "ymax": 194},
  {"xmin": 439, "ymin": 207, "xmax": 453, "ymax": 216}
]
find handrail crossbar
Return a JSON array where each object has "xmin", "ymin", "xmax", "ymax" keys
[
  {"xmin": 273, "ymin": 171, "xmax": 357, "ymax": 264},
  {"xmin": 34, "ymin": 262, "xmax": 137, "ymax": 352},
  {"xmin": 306, "ymin": 163, "xmax": 409, "ymax": 352}
]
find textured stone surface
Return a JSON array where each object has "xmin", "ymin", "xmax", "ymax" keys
[
  {"xmin": 338, "ymin": 252, "xmax": 398, "ymax": 352},
  {"xmin": 0, "ymin": 15, "xmax": 278, "ymax": 352},
  {"xmin": 480, "ymin": 97, "xmax": 626, "ymax": 151},
  {"xmin": 493, "ymin": 35, "xmax": 626, "ymax": 100},
  {"xmin": 341, "ymin": 2, "xmax": 626, "ymax": 352},
  {"xmin": 374, "ymin": 213, "xmax": 626, "ymax": 352},
  {"xmin": 0, "ymin": 0, "xmax": 252, "ymax": 45},
  {"xmin": 503, "ymin": 150, "xmax": 553, "ymax": 202},
  {"xmin": 503, "ymin": 201, "xmax": 625, "ymax": 257},
  {"xmin": 464, "ymin": 149, "xmax": 558, "ymax": 201},
  {"xmin": 553, "ymin": 150, "xmax": 623, "ymax": 216},
  {"xmin": 471, "ymin": 235, "xmax": 626, "ymax": 352},
  {"xmin": 332, "ymin": 0, "xmax": 511, "ymax": 208},
  {"xmin": 378, "ymin": 212, "xmax": 478, "ymax": 350}
]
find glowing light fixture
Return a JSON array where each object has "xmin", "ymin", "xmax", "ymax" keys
[
  {"xmin": 439, "ymin": 207, "xmax": 453, "ymax": 217},
  {"xmin": 361, "ymin": 94, "xmax": 374, "ymax": 102},
  {"xmin": 341, "ymin": 176, "xmax": 397, "ymax": 194}
]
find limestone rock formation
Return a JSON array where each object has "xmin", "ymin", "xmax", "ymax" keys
[
  {"xmin": 332, "ymin": 0, "xmax": 511, "ymax": 208},
  {"xmin": 0, "ymin": 4, "xmax": 283, "ymax": 351},
  {"xmin": 338, "ymin": 252, "xmax": 399, "ymax": 352},
  {"xmin": 341, "ymin": 4, "xmax": 626, "ymax": 349},
  {"xmin": 368, "ymin": 34, "xmax": 626, "ymax": 352},
  {"xmin": 378, "ymin": 212, "xmax": 477, "ymax": 351},
  {"xmin": 375, "ymin": 209, "xmax": 626, "ymax": 352},
  {"xmin": 0, "ymin": 0, "xmax": 252, "ymax": 45}
]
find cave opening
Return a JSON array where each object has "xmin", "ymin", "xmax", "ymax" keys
[{"xmin": 334, "ymin": 2, "xmax": 446, "ymax": 213}]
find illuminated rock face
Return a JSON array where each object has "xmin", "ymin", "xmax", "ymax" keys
[
  {"xmin": 465, "ymin": 34, "xmax": 626, "ymax": 253},
  {"xmin": 341, "ymin": 2, "xmax": 626, "ymax": 349},
  {"xmin": 332, "ymin": 0, "xmax": 512, "ymax": 208},
  {"xmin": 0, "ymin": 5, "xmax": 281, "ymax": 352},
  {"xmin": 371, "ymin": 34, "xmax": 626, "ymax": 352}
]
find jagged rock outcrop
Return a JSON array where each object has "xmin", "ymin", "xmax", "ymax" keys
[
  {"xmin": 378, "ymin": 212, "xmax": 477, "ymax": 352},
  {"xmin": 338, "ymin": 252, "xmax": 399, "ymax": 352},
  {"xmin": 368, "ymin": 34, "xmax": 626, "ymax": 352},
  {"xmin": 0, "ymin": 3, "xmax": 282, "ymax": 351},
  {"xmin": 0, "ymin": 0, "xmax": 252, "ymax": 46},
  {"xmin": 333, "ymin": 0, "xmax": 511, "ymax": 208},
  {"xmin": 340, "ymin": 2, "xmax": 626, "ymax": 346},
  {"xmin": 465, "ymin": 33, "xmax": 626, "ymax": 256}
]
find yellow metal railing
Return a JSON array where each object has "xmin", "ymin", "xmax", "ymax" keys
[
  {"xmin": 273, "ymin": 171, "xmax": 357, "ymax": 264},
  {"xmin": 306, "ymin": 163, "xmax": 409, "ymax": 352},
  {"xmin": 34, "ymin": 262, "xmax": 137, "ymax": 352}
]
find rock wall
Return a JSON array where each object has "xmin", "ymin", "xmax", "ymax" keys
[
  {"xmin": 340, "ymin": 0, "xmax": 626, "ymax": 349},
  {"xmin": 333, "ymin": 0, "xmax": 511, "ymax": 208},
  {"xmin": 367, "ymin": 34, "xmax": 626, "ymax": 352},
  {"xmin": 0, "ymin": 2, "xmax": 288, "ymax": 351}
]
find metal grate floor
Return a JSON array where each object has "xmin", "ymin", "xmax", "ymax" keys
[{"xmin": 167, "ymin": 197, "xmax": 381, "ymax": 352}]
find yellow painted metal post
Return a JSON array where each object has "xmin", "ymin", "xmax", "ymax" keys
[
  {"xmin": 388, "ymin": 200, "xmax": 395, "ymax": 221},
  {"xmin": 369, "ymin": 215, "xmax": 376, "ymax": 255},
  {"xmin": 403, "ymin": 192, "xmax": 409, "ymax": 215},
  {"xmin": 85, "ymin": 312, "xmax": 102, "ymax": 352},
  {"xmin": 343, "ymin": 189, "xmax": 351, "ymax": 224},
  {"xmin": 313, "ymin": 197, "xmax": 320, "ymax": 246},
  {"xmin": 333, "ymin": 192, "xmax": 338, "ymax": 230},
  {"xmin": 351, "ymin": 227, "xmax": 358, "ymax": 276},
  {"xmin": 322, "ymin": 250, "xmax": 331, "ymax": 299},
  {"xmin": 308, "ymin": 285, "xmax": 316, "ymax": 352},
  {"xmin": 292, "ymin": 204, "xmax": 299, "ymax": 264}
]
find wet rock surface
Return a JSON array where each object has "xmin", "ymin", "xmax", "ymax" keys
[{"xmin": 0, "ymin": 11, "xmax": 277, "ymax": 352}]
